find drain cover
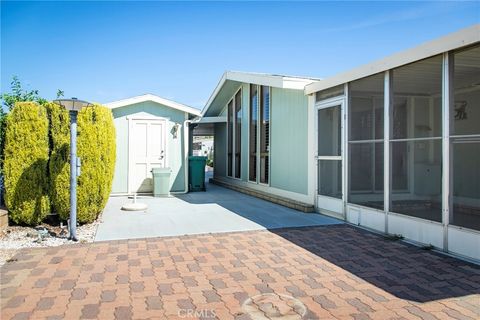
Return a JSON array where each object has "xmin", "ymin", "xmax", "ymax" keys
[{"xmin": 241, "ymin": 293, "xmax": 307, "ymax": 319}]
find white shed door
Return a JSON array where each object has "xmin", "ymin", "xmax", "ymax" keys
[{"xmin": 130, "ymin": 119, "xmax": 166, "ymax": 193}]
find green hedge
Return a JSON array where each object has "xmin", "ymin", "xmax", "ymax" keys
[
  {"xmin": 4, "ymin": 102, "xmax": 50, "ymax": 225},
  {"xmin": 49, "ymin": 103, "xmax": 116, "ymax": 223}
]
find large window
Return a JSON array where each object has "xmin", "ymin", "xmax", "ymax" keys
[
  {"xmin": 234, "ymin": 90, "xmax": 242, "ymax": 179},
  {"xmin": 227, "ymin": 89, "xmax": 242, "ymax": 178},
  {"xmin": 249, "ymin": 85, "xmax": 270, "ymax": 184},
  {"xmin": 390, "ymin": 55, "xmax": 443, "ymax": 222},
  {"xmin": 249, "ymin": 84, "xmax": 258, "ymax": 182},
  {"xmin": 348, "ymin": 73, "xmax": 384, "ymax": 209},
  {"xmin": 450, "ymin": 45, "xmax": 480, "ymax": 231},
  {"xmin": 259, "ymin": 86, "xmax": 270, "ymax": 184},
  {"xmin": 227, "ymin": 100, "xmax": 233, "ymax": 177}
]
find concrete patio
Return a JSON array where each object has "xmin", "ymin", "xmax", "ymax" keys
[{"xmin": 95, "ymin": 181, "xmax": 341, "ymax": 241}]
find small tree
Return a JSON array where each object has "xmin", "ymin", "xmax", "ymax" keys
[
  {"xmin": 4, "ymin": 102, "xmax": 50, "ymax": 225},
  {"xmin": 49, "ymin": 103, "xmax": 116, "ymax": 223}
]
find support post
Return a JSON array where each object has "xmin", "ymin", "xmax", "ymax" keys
[
  {"xmin": 69, "ymin": 110, "xmax": 78, "ymax": 241},
  {"xmin": 384, "ymin": 71, "xmax": 391, "ymax": 234},
  {"xmin": 442, "ymin": 52, "xmax": 453, "ymax": 251}
]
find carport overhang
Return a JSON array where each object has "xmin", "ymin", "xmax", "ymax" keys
[{"xmin": 191, "ymin": 116, "xmax": 226, "ymax": 136}]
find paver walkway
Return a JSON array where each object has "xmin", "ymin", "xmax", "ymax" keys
[{"xmin": 1, "ymin": 225, "xmax": 479, "ymax": 320}]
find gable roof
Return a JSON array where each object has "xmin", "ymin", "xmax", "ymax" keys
[
  {"xmin": 305, "ymin": 24, "xmax": 480, "ymax": 94},
  {"xmin": 105, "ymin": 93, "xmax": 201, "ymax": 116},
  {"xmin": 201, "ymin": 71, "xmax": 320, "ymax": 117}
]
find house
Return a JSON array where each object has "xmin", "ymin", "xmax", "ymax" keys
[
  {"xmin": 201, "ymin": 25, "xmax": 480, "ymax": 261},
  {"xmin": 198, "ymin": 71, "xmax": 320, "ymax": 211},
  {"xmin": 105, "ymin": 94, "xmax": 201, "ymax": 195},
  {"xmin": 103, "ymin": 25, "xmax": 479, "ymax": 262}
]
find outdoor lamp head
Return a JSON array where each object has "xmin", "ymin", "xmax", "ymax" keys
[{"xmin": 53, "ymin": 97, "xmax": 92, "ymax": 112}]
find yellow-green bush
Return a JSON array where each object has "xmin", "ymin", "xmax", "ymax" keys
[
  {"xmin": 4, "ymin": 102, "xmax": 50, "ymax": 225},
  {"xmin": 49, "ymin": 103, "xmax": 116, "ymax": 223}
]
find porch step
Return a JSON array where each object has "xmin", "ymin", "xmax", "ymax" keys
[{"xmin": 209, "ymin": 178, "xmax": 315, "ymax": 213}]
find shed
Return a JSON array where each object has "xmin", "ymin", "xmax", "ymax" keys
[{"xmin": 105, "ymin": 94, "xmax": 201, "ymax": 195}]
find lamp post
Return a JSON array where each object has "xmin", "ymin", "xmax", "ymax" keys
[{"xmin": 53, "ymin": 98, "xmax": 92, "ymax": 241}]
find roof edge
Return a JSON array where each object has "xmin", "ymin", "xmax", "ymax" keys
[
  {"xmin": 105, "ymin": 93, "xmax": 201, "ymax": 116},
  {"xmin": 305, "ymin": 24, "xmax": 480, "ymax": 95},
  {"xmin": 201, "ymin": 71, "xmax": 320, "ymax": 117}
]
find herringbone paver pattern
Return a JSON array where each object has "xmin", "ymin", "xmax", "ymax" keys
[{"xmin": 1, "ymin": 225, "xmax": 479, "ymax": 319}]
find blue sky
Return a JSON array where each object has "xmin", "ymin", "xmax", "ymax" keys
[{"xmin": 1, "ymin": 1, "xmax": 479, "ymax": 109}]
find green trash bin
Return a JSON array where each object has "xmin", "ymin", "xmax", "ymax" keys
[
  {"xmin": 189, "ymin": 156, "xmax": 207, "ymax": 192},
  {"xmin": 151, "ymin": 167, "xmax": 171, "ymax": 197}
]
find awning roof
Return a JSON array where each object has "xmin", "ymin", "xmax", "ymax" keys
[{"xmin": 305, "ymin": 24, "xmax": 480, "ymax": 95}]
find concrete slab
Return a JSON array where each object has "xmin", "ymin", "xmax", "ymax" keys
[{"xmin": 95, "ymin": 182, "xmax": 342, "ymax": 241}]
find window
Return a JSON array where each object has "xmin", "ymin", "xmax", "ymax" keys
[
  {"xmin": 234, "ymin": 90, "xmax": 242, "ymax": 179},
  {"xmin": 249, "ymin": 84, "xmax": 258, "ymax": 182},
  {"xmin": 249, "ymin": 85, "xmax": 270, "ymax": 184},
  {"xmin": 227, "ymin": 100, "xmax": 233, "ymax": 177},
  {"xmin": 227, "ymin": 89, "xmax": 242, "ymax": 178},
  {"xmin": 390, "ymin": 55, "xmax": 443, "ymax": 222},
  {"xmin": 348, "ymin": 73, "xmax": 384, "ymax": 209},
  {"xmin": 260, "ymin": 86, "xmax": 270, "ymax": 184},
  {"xmin": 450, "ymin": 45, "xmax": 480, "ymax": 231}
]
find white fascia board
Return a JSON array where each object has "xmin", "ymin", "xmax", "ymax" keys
[
  {"xmin": 201, "ymin": 71, "xmax": 319, "ymax": 116},
  {"xmin": 195, "ymin": 116, "xmax": 227, "ymax": 124},
  {"xmin": 305, "ymin": 24, "xmax": 480, "ymax": 95},
  {"xmin": 105, "ymin": 94, "xmax": 201, "ymax": 116},
  {"xmin": 201, "ymin": 72, "xmax": 228, "ymax": 117},
  {"xmin": 226, "ymin": 71, "xmax": 318, "ymax": 90}
]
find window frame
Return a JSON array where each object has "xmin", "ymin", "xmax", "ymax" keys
[
  {"xmin": 226, "ymin": 87, "xmax": 243, "ymax": 179},
  {"xmin": 248, "ymin": 84, "xmax": 271, "ymax": 185}
]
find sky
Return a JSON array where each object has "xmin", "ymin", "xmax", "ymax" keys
[{"xmin": 1, "ymin": 1, "xmax": 479, "ymax": 110}]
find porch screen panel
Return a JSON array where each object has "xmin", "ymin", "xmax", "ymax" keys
[
  {"xmin": 450, "ymin": 45, "xmax": 480, "ymax": 231},
  {"xmin": 234, "ymin": 90, "xmax": 242, "ymax": 179},
  {"xmin": 317, "ymin": 105, "xmax": 342, "ymax": 199},
  {"xmin": 249, "ymin": 84, "xmax": 258, "ymax": 182},
  {"xmin": 259, "ymin": 86, "xmax": 270, "ymax": 184},
  {"xmin": 227, "ymin": 100, "xmax": 233, "ymax": 177},
  {"xmin": 348, "ymin": 73, "xmax": 384, "ymax": 209},
  {"xmin": 390, "ymin": 55, "xmax": 443, "ymax": 222}
]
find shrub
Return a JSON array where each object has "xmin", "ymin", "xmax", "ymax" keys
[
  {"xmin": 49, "ymin": 103, "xmax": 116, "ymax": 223},
  {"xmin": 4, "ymin": 102, "xmax": 50, "ymax": 225}
]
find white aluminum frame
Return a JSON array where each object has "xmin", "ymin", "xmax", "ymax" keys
[{"xmin": 314, "ymin": 95, "xmax": 345, "ymax": 219}]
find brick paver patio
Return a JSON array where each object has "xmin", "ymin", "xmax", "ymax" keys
[{"xmin": 1, "ymin": 225, "xmax": 479, "ymax": 319}]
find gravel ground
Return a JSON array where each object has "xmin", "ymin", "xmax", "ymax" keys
[{"xmin": 0, "ymin": 218, "xmax": 99, "ymax": 266}]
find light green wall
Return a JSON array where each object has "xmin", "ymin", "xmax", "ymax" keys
[
  {"xmin": 214, "ymin": 123, "xmax": 226, "ymax": 178},
  {"xmin": 111, "ymin": 101, "xmax": 187, "ymax": 193},
  {"xmin": 270, "ymin": 88, "xmax": 309, "ymax": 195},
  {"xmin": 214, "ymin": 84, "xmax": 309, "ymax": 195}
]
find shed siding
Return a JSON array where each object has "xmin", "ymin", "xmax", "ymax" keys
[
  {"xmin": 270, "ymin": 88, "xmax": 309, "ymax": 195},
  {"xmin": 111, "ymin": 101, "xmax": 187, "ymax": 194}
]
